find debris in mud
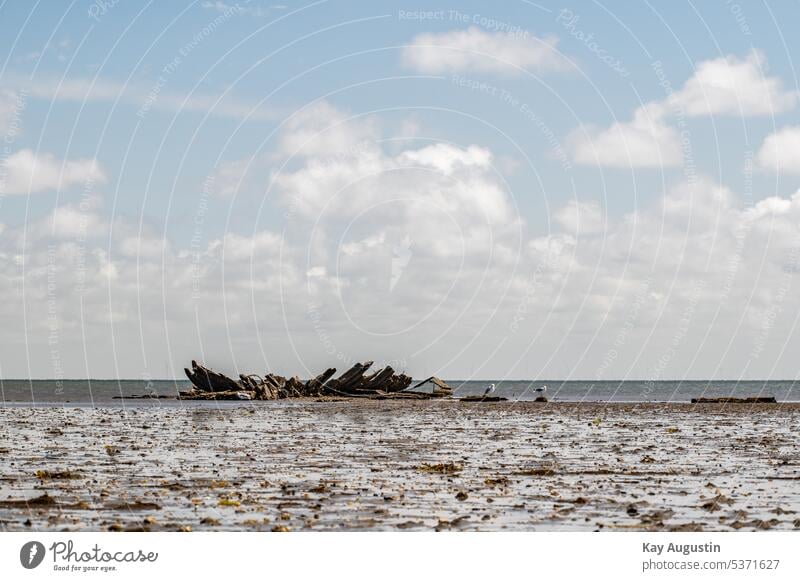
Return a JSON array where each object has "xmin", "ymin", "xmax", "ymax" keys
[
  {"xmin": 484, "ymin": 477, "xmax": 510, "ymax": 488},
  {"xmin": 691, "ymin": 396, "xmax": 777, "ymax": 404},
  {"xmin": 700, "ymin": 494, "xmax": 734, "ymax": 512},
  {"xmin": 106, "ymin": 501, "xmax": 161, "ymax": 511},
  {"xmin": 2, "ymin": 402, "xmax": 798, "ymax": 532},
  {"xmin": 0, "ymin": 493, "xmax": 58, "ymax": 508},
  {"xmin": 416, "ymin": 462, "xmax": 463, "ymax": 474},
  {"xmin": 639, "ymin": 509, "xmax": 674, "ymax": 526},
  {"xmin": 436, "ymin": 515, "xmax": 469, "ymax": 530},
  {"xmin": 730, "ymin": 518, "xmax": 779, "ymax": 530},
  {"xmin": 666, "ymin": 522, "xmax": 705, "ymax": 532},
  {"xmin": 34, "ymin": 469, "xmax": 82, "ymax": 480},
  {"xmin": 516, "ymin": 466, "xmax": 558, "ymax": 476},
  {"xmin": 460, "ymin": 395, "xmax": 508, "ymax": 402}
]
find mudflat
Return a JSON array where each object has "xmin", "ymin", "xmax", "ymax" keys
[{"xmin": 0, "ymin": 401, "xmax": 798, "ymax": 531}]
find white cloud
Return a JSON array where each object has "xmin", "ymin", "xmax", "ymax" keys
[
  {"xmin": 517, "ymin": 177, "xmax": 800, "ymax": 374},
  {"xmin": 670, "ymin": 50, "xmax": 797, "ymax": 116},
  {"xmin": 276, "ymin": 100, "xmax": 379, "ymax": 159},
  {"xmin": 0, "ymin": 73, "xmax": 279, "ymax": 122},
  {"xmin": 554, "ymin": 200, "xmax": 605, "ymax": 235},
  {"xmin": 0, "ymin": 149, "xmax": 106, "ymax": 195},
  {"xmin": 212, "ymin": 156, "xmax": 256, "ymax": 196},
  {"xmin": 756, "ymin": 126, "xmax": 800, "ymax": 173},
  {"xmin": 272, "ymin": 131, "xmax": 514, "ymax": 228},
  {"xmin": 401, "ymin": 27, "xmax": 569, "ymax": 75},
  {"xmin": 7, "ymin": 169, "xmax": 800, "ymax": 380},
  {"xmin": 194, "ymin": 102, "xmax": 522, "ymax": 343},
  {"xmin": 569, "ymin": 102, "xmax": 682, "ymax": 168},
  {"xmin": 7, "ymin": 100, "xmax": 800, "ymax": 380},
  {"xmin": 569, "ymin": 50, "xmax": 795, "ymax": 168},
  {"xmin": 397, "ymin": 143, "xmax": 492, "ymax": 174}
]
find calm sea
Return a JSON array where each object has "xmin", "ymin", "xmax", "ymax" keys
[{"xmin": 0, "ymin": 379, "xmax": 797, "ymax": 404}]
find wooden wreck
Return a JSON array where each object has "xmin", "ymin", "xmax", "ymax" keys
[
  {"xmin": 182, "ymin": 360, "xmax": 452, "ymax": 400},
  {"xmin": 690, "ymin": 396, "xmax": 777, "ymax": 404}
]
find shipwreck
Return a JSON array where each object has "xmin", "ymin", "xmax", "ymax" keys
[{"xmin": 182, "ymin": 360, "xmax": 454, "ymax": 400}]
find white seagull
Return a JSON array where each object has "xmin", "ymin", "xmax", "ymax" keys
[
  {"xmin": 534, "ymin": 384, "xmax": 547, "ymax": 393},
  {"xmin": 483, "ymin": 383, "xmax": 496, "ymax": 396}
]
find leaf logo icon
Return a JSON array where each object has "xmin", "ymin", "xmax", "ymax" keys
[{"xmin": 20, "ymin": 541, "xmax": 46, "ymax": 569}]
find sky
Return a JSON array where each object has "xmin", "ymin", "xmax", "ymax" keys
[{"xmin": 2, "ymin": 0, "xmax": 800, "ymax": 381}]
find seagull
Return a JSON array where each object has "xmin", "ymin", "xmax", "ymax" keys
[
  {"xmin": 483, "ymin": 383, "xmax": 496, "ymax": 396},
  {"xmin": 534, "ymin": 385, "xmax": 547, "ymax": 393}
]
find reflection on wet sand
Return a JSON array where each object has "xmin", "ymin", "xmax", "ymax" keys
[{"xmin": 0, "ymin": 402, "xmax": 798, "ymax": 531}]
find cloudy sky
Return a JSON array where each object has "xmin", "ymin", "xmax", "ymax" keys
[{"xmin": 2, "ymin": 0, "xmax": 800, "ymax": 381}]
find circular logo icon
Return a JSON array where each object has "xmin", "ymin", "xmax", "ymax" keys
[{"xmin": 20, "ymin": 541, "xmax": 46, "ymax": 569}]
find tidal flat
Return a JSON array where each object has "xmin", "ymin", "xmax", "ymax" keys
[{"xmin": 0, "ymin": 401, "xmax": 798, "ymax": 531}]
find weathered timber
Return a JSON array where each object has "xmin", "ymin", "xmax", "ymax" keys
[
  {"xmin": 330, "ymin": 361, "xmax": 373, "ymax": 392},
  {"xmin": 412, "ymin": 376, "xmax": 453, "ymax": 397},
  {"xmin": 306, "ymin": 368, "xmax": 337, "ymax": 395},
  {"xmin": 243, "ymin": 375, "xmax": 278, "ymax": 400},
  {"xmin": 284, "ymin": 376, "xmax": 305, "ymax": 398},
  {"xmin": 178, "ymin": 389, "xmax": 255, "ymax": 401},
  {"xmin": 691, "ymin": 396, "xmax": 777, "ymax": 404},
  {"xmin": 372, "ymin": 391, "xmax": 448, "ymax": 400},
  {"xmin": 460, "ymin": 396, "xmax": 508, "ymax": 402},
  {"xmin": 177, "ymin": 360, "xmax": 433, "ymax": 400},
  {"xmin": 386, "ymin": 373, "xmax": 413, "ymax": 392},
  {"xmin": 184, "ymin": 360, "xmax": 241, "ymax": 393},
  {"xmin": 363, "ymin": 367, "xmax": 397, "ymax": 391}
]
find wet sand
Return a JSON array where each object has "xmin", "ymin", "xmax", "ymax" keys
[{"xmin": 0, "ymin": 401, "xmax": 798, "ymax": 531}]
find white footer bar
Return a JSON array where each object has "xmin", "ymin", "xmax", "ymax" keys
[{"xmin": 1, "ymin": 532, "xmax": 796, "ymax": 580}]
